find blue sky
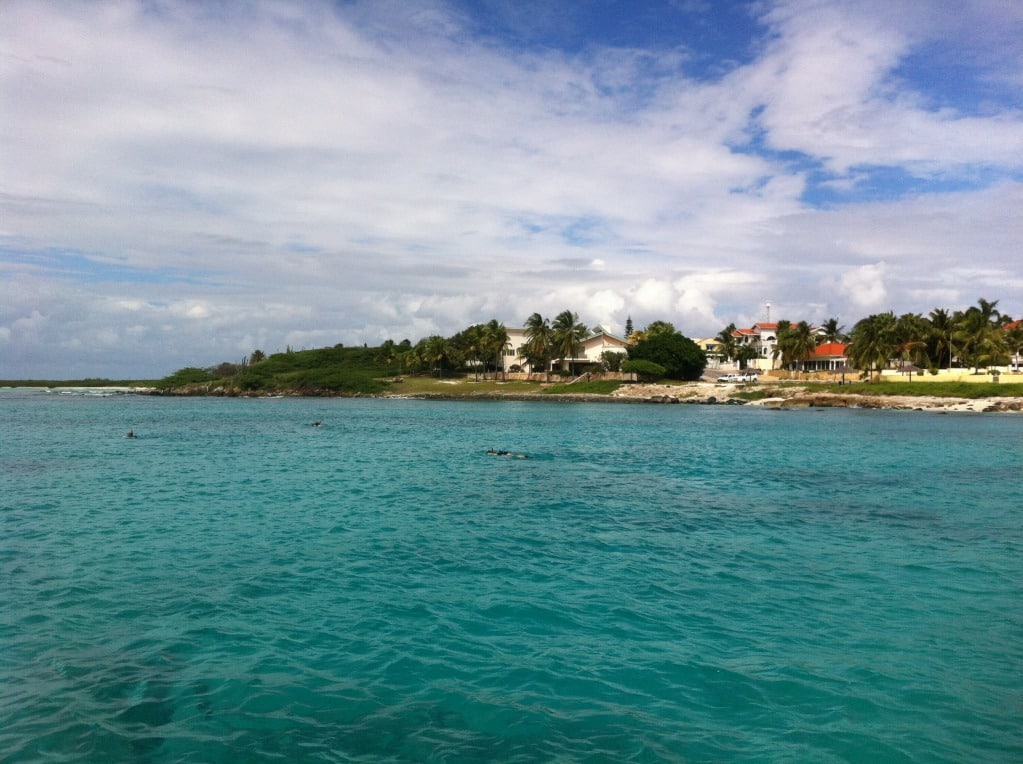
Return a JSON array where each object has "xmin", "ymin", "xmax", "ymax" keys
[{"xmin": 2, "ymin": 0, "xmax": 1022, "ymax": 378}]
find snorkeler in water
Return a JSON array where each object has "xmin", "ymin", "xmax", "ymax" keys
[{"xmin": 486, "ymin": 448, "xmax": 527, "ymax": 458}]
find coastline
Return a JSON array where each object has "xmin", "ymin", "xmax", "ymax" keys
[
  {"xmin": 15, "ymin": 383, "xmax": 1023, "ymax": 412},
  {"xmin": 608, "ymin": 382, "xmax": 1023, "ymax": 413},
  {"xmin": 393, "ymin": 381, "xmax": 1023, "ymax": 413}
]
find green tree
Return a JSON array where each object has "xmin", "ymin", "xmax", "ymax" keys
[
  {"xmin": 211, "ymin": 362, "xmax": 239, "ymax": 378},
  {"xmin": 621, "ymin": 358, "xmax": 666, "ymax": 381},
  {"xmin": 376, "ymin": 339, "xmax": 402, "ymax": 374},
  {"xmin": 599, "ymin": 350, "xmax": 625, "ymax": 372},
  {"xmin": 771, "ymin": 319, "xmax": 793, "ymax": 369},
  {"xmin": 893, "ymin": 313, "xmax": 931, "ymax": 368},
  {"xmin": 820, "ymin": 317, "xmax": 845, "ymax": 343},
  {"xmin": 624, "ymin": 315, "xmax": 634, "ymax": 338},
  {"xmin": 452, "ymin": 324, "xmax": 486, "ymax": 380},
  {"xmin": 787, "ymin": 321, "xmax": 818, "ymax": 371},
  {"xmin": 928, "ymin": 308, "xmax": 955, "ymax": 370},
  {"xmin": 735, "ymin": 343, "xmax": 759, "ymax": 371},
  {"xmin": 423, "ymin": 335, "xmax": 460, "ymax": 377},
  {"xmin": 482, "ymin": 319, "xmax": 510, "ymax": 379},
  {"xmin": 627, "ymin": 327, "xmax": 706, "ymax": 381},
  {"xmin": 977, "ymin": 297, "xmax": 1003, "ymax": 325},
  {"xmin": 715, "ymin": 323, "xmax": 738, "ymax": 365},
  {"xmin": 1005, "ymin": 320, "xmax": 1023, "ymax": 369},
  {"xmin": 523, "ymin": 312, "xmax": 553, "ymax": 379},
  {"xmin": 846, "ymin": 312, "xmax": 898, "ymax": 375},
  {"xmin": 402, "ymin": 344, "xmax": 426, "ymax": 376},
  {"xmin": 249, "ymin": 349, "xmax": 266, "ymax": 365},
  {"xmin": 954, "ymin": 302, "xmax": 1008, "ymax": 372},
  {"xmin": 551, "ymin": 310, "xmax": 588, "ymax": 374},
  {"xmin": 628, "ymin": 320, "xmax": 676, "ymax": 345}
]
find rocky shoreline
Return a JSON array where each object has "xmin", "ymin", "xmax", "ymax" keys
[
  {"xmin": 397, "ymin": 382, "xmax": 1023, "ymax": 413},
  {"xmin": 606, "ymin": 382, "xmax": 1023, "ymax": 413},
  {"xmin": 58, "ymin": 381, "xmax": 1022, "ymax": 412}
]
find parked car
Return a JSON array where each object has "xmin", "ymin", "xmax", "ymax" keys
[{"xmin": 718, "ymin": 372, "xmax": 759, "ymax": 383}]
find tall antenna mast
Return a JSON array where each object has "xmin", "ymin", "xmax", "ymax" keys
[{"xmin": 765, "ymin": 301, "xmax": 771, "ymax": 323}]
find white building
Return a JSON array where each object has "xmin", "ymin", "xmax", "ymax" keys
[
  {"xmin": 731, "ymin": 322, "xmax": 828, "ymax": 370},
  {"xmin": 502, "ymin": 327, "xmax": 629, "ymax": 373}
]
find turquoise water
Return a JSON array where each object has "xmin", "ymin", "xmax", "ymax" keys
[{"xmin": 2, "ymin": 390, "xmax": 1021, "ymax": 763}]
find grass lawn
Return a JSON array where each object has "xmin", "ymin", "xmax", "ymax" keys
[{"xmin": 386, "ymin": 375, "xmax": 545, "ymax": 395}]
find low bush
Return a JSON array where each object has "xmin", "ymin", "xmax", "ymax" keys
[{"xmin": 621, "ymin": 359, "xmax": 666, "ymax": 381}]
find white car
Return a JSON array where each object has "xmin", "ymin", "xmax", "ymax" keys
[{"xmin": 718, "ymin": 372, "xmax": 758, "ymax": 383}]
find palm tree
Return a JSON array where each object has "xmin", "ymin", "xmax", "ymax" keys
[
  {"xmin": 788, "ymin": 321, "xmax": 818, "ymax": 371},
  {"xmin": 771, "ymin": 319, "xmax": 792, "ymax": 370},
  {"xmin": 459, "ymin": 324, "xmax": 486, "ymax": 380},
  {"xmin": 954, "ymin": 306, "xmax": 1008, "ymax": 372},
  {"xmin": 423, "ymin": 335, "xmax": 458, "ymax": 378},
  {"xmin": 1006, "ymin": 320, "xmax": 1023, "ymax": 370},
  {"xmin": 482, "ymin": 319, "xmax": 510, "ymax": 379},
  {"xmin": 894, "ymin": 313, "xmax": 931, "ymax": 369},
  {"xmin": 551, "ymin": 310, "xmax": 588, "ymax": 374},
  {"xmin": 820, "ymin": 317, "xmax": 845, "ymax": 343},
  {"xmin": 402, "ymin": 344, "xmax": 426, "ymax": 377},
  {"xmin": 976, "ymin": 297, "xmax": 1002, "ymax": 325},
  {"xmin": 846, "ymin": 312, "xmax": 898, "ymax": 376},
  {"xmin": 523, "ymin": 313, "xmax": 553, "ymax": 379},
  {"xmin": 716, "ymin": 324, "xmax": 738, "ymax": 367},
  {"xmin": 928, "ymin": 308, "xmax": 955, "ymax": 370},
  {"xmin": 376, "ymin": 339, "xmax": 403, "ymax": 375}
]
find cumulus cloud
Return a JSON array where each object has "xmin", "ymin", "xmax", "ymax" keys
[
  {"xmin": 750, "ymin": 0, "xmax": 1023, "ymax": 173},
  {"xmin": 838, "ymin": 263, "xmax": 889, "ymax": 311},
  {"xmin": 1, "ymin": 0, "xmax": 1021, "ymax": 377}
]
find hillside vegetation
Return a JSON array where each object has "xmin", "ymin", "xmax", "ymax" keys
[
  {"xmin": 7, "ymin": 342, "xmax": 1023, "ymax": 402},
  {"xmin": 156, "ymin": 346, "xmax": 392, "ymax": 395}
]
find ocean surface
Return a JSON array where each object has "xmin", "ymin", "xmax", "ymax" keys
[{"xmin": 1, "ymin": 389, "xmax": 1021, "ymax": 763}]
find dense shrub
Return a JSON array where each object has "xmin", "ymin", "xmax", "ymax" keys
[
  {"xmin": 158, "ymin": 367, "xmax": 211, "ymax": 387},
  {"xmin": 621, "ymin": 359, "xmax": 666, "ymax": 381},
  {"xmin": 627, "ymin": 332, "xmax": 706, "ymax": 381}
]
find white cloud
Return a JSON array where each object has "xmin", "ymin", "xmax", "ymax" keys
[
  {"xmin": 1, "ymin": 0, "xmax": 1021, "ymax": 377},
  {"xmin": 749, "ymin": 0, "xmax": 1023, "ymax": 172},
  {"xmin": 631, "ymin": 279, "xmax": 677, "ymax": 316},
  {"xmin": 839, "ymin": 263, "xmax": 889, "ymax": 311}
]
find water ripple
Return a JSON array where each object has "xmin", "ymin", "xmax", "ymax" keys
[{"xmin": 2, "ymin": 395, "xmax": 1021, "ymax": 762}]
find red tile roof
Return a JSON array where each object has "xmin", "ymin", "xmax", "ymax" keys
[{"xmin": 811, "ymin": 342, "xmax": 849, "ymax": 357}]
